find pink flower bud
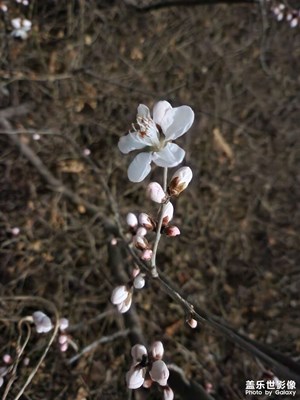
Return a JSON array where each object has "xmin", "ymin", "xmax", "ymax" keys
[
  {"xmin": 131, "ymin": 344, "xmax": 147, "ymax": 363},
  {"xmin": 32, "ymin": 311, "xmax": 53, "ymax": 333},
  {"xmin": 138, "ymin": 213, "xmax": 155, "ymax": 230},
  {"xmin": 3, "ymin": 354, "xmax": 12, "ymax": 364},
  {"xmin": 164, "ymin": 226, "xmax": 180, "ymax": 237},
  {"xmin": 290, "ymin": 18, "xmax": 298, "ymax": 28},
  {"xmin": 111, "ymin": 285, "xmax": 129, "ymax": 305},
  {"xmin": 33, "ymin": 133, "xmax": 41, "ymax": 141},
  {"xmin": 168, "ymin": 167, "xmax": 193, "ymax": 196},
  {"xmin": 126, "ymin": 367, "xmax": 145, "ymax": 389},
  {"xmin": 151, "ymin": 341, "xmax": 164, "ymax": 360},
  {"xmin": 133, "ymin": 235, "xmax": 149, "ymax": 250},
  {"xmin": 131, "ymin": 267, "xmax": 140, "ymax": 278},
  {"xmin": 133, "ymin": 274, "xmax": 145, "ymax": 289},
  {"xmin": 59, "ymin": 334, "xmax": 68, "ymax": 345},
  {"xmin": 60, "ymin": 342, "xmax": 69, "ymax": 352},
  {"xmin": 149, "ymin": 360, "xmax": 169, "ymax": 386},
  {"xmin": 59, "ymin": 318, "xmax": 69, "ymax": 331},
  {"xmin": 136, "ymin": 227, "xmax": 147, "ymax": 237},
  {"xmin": 141, "ymin": 249, "xmax": 153, "ymax": 261},
  {"xmin": 126, "ymin": 212, "xmax": 138, "ymax": 228},
  {"xmin": 23, "ymin": 357, "xmax": 30, "ymax": 366},
  {"xmin": 11, "ymin": 227, "xmax": 20, "ymax": 236},
  {"xmin": 143, "ymin": 378, "xmax": 153, "ymax": 388},
  {"xmin": 187, "ymin": 318, "xmax": 198, "ymax": 329},
  {"xmin": 83, "ymin": 148, "xmax": 91, "ymax": 156},
  {"xmin": 146, "ymin": 182, "xmax": 166, "ymax": 203},
  {"xmin": 162, "ymin": 202, "xmax": 174, "ymax": 226},
  {"xmin": 117, "ymin": 294, "xmax": 132, "ymax": 313},
  {"xmin": 164, "ymin": 386, "xmax": 174, "ymax": 400}
]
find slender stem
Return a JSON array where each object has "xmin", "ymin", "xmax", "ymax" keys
[{"xmin": 150, "ymin": 167, "xmax": 168, "ymax": 277}]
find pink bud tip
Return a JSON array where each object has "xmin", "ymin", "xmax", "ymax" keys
[
  {"xmin": 164, "ymin": 226, "xmax": 180, "ymax": 237},
  {"xmin": 33, "ymin": 133, "xmax": 41, "ymax": 140},
  {"xmin": 60, "ymin": 342, "xmax": 69, "ymax": 352},
  {"xmin": 59, "ymin": 334, "xmax": 68, "ymax": 345},
  {"xmin": 136, "ymin": 227, "xmax": 147, "ymax": 237},
  {"xmin": 11, "ymin": 227, "xmax": 20, "ymax": 236},
  {"xmin": 146, "ymin": 182, "xmax": 166, "ymax": 203},
  {"xmin": 3, "ymin": 354, "xmax": 12, "ymax": 364},
  {"xmin": 83, "ymin": 148, "xmax": 91, "ymax": 156},
  {"xmin": 111, "ymin": 237, "xmax": 118, "ymax": 245},
  {"xmin": 131, "ymin": 267, "xmax": 140, "ymax": 278},
  {"xmin": 141, "ymin": 249, "xmax": 152, "ymax": 261}
]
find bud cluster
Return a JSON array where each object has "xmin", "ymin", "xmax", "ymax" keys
[
  {"xmin": 268, "ymin": 0, "xmax": 300, "ymax": 28},
  {"xmin": 126, "ymin": 341, "xmax": 174, "ymax": 399}
]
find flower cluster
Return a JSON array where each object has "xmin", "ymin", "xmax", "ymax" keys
[
  {"xmin": 118, "ymin": 101, "xmax": 194, "ymax": 182},
  {"xmin": 11, "ymin": 17, "xmax": 32, "ymax": 40},
  {"xmin": 268, "ymin": 0, "xmax": 300, "ymax": 28},
  {"xmin": 126, "ymin": 341, "xmax": 174, "ymax": 399}
]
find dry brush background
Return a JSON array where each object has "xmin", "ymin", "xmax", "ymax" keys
[{"xmin": 0, "ymin": 0, "xmax": 300, "ymax": 399}]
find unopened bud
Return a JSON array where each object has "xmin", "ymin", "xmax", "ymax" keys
[
  {"xmin": 131, "ymin": 344, "xmax": 147, "ymax": 363},
  {"xmin": 117, "ymin": 294, "xmax": 132, "ymax": 313},
  {"xmin": 164, "ymin": 225, "xmax": 180, "ymax": 237},
  {"xmin": 138, "ymin": 213, "xmax": 156, "ymax": 230},
  {"xmin": 32, "ymin": 311, "xmax": 53, "ymax": 333},
  {"xmin": 136, "ymin": 227, "xmax": 147, "ymax": 237},
  {"xmin": 162, "ymin": 202, "xmax": 174, "ymax": 226},
  {"xmin": 126, "ymin": 367, "xmax": 145, "ymax": 389},
  {"xmin": 59, "ymin": 334, "xmax": 68, "ymax": 345},
  {"xmin": 187, "ymin": 318, "xmax": 198, "ymax": 329},
  {"xmin": 141, "ymin": 249, "xmax": 153, "ymax": 261},
  {"xmin": 111, "ymin": 285, "xmax": 129, "ymax": 305},
  {"xmin": 146, "ymin": 182, "xmax": 166, "ymax": 203},
  {"xmin": 168, "ymin": 167, "xmax": 193, "ymax": 196},
  {"xmin": 164, "ymin": 386, "xmax": 174, "ymax": 400},
  {"xmin": 290, "ymin": 18, "xmax": 298, "ymax": 28},
  {"xmin": 133, "ymin": 235, "xmax": 149, "ymax": 250},
  {"xmin": 59, "ymin": 318, "xmax": 69, "ymax": 331},
  {"xmin": 133, "ymin": 274, "xmax": 145, "ymax": 289},
  {"xmin": 151, "ymin": 341, "xmax": 164, "ymax": 360},
  {"xmin": 126, "ymin": 212, "xmax": 138, "ymax": 228}
]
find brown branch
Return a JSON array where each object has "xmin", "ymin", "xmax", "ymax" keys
[{"xmin": 124, "ymin": 0, "xmax": 256, "ymax": 12}]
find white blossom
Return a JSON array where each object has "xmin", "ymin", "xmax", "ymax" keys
[
  {"xmin": 131, "ymin": 344, "xmax": 147, "ymax": 363},
  {"xmin": 11, "ymin": 18, "xmax": 32, "ymax": 40},
  {"xmin": 133, "ymin": 274, "xmax": 145, "ymax": 289},
  {"xmin": 32, "ymin": 311, "xmax": 53, "ymax": 333},
  {"xmin": 119, "ymin": 101, "xmax": 194, "ymax": 182}
]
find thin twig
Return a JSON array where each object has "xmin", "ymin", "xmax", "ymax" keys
[{"xmin": 150, "ymin": 167, "xmax": 168, "ymax": 277}]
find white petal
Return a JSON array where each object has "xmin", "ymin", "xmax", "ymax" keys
[
  {"xmin": 32, "ymin": 311, "xmax": 53, "ymax": 333},
  {"xmin": 126, "ymin": 367, "xmax": 145, "ymax": 389},
  {"xmin": 149, "ymin": 360, "xmax": 169, "ymax": 386},
  {"xmin": 118, "ymin": 132, "xmax": 146, "ymax": 154},
  {"xmin": 153, "ymin": 101, "xmax": 172, "ymax": 126},
  {"xmin": 117, "ymin": 294, "xmax": 132, "ymax": 313},
  {"xmin": 126, "ymin": 212, "xmax": 138, "ymax": 228},
  {"xmin": 131, "ymin": 344, "xmax": 147, "ymax": 362},
  {"xmin": 163, "ymin": 387, "xmax": 174, "ymax": 400},
  {"xmin": 162, "ymin": 106, "xmax": 194, "ymax": 140},
  {"xmin": 11, "ymin": 18, "xmax": 21, "ymax": 29},
  {"xmin": 153, "ymin": 143, "xmax": 185, "ymax": 168},
  {"xmin": 128, "ymin": 152, "xmax": 152, "ymax": 182},
  {"xmin": 137, "ymin": 104, "xmax": 151, "ymax": 118},
  {"xmin": 111, "ymin": 285, "xmax": 129, "ymax": 305}
]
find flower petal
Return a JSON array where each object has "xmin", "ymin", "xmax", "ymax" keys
[
  {"xmin": 162, "ymin": 105, "xmax": 194, "ymax": 140},
  {"xmin": 118, "ymin": 132, "xmax": 146, "ymax": 154},
  {"xmin": 153, "ymin": 101, "xmax": 172, "ymax": 126},
  {"xmin": 128, "ymin": 152, "xmax": 152, "ymax": 182},
  {"xmin": 153, "ymin": 143, "xmax": 185, "ymax": 168},
  {"xmin": 126, "ymin": 367, "xmax": 145, "ymax": 389},
  {"xmin": 137, "ymin": 104, "xmax": 151, "ymax": 118}
]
